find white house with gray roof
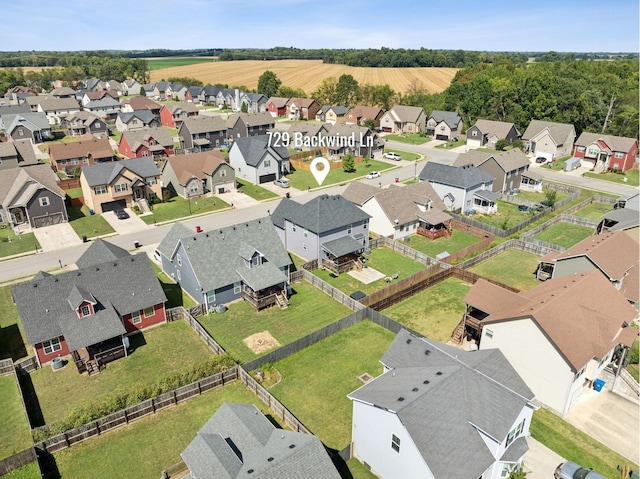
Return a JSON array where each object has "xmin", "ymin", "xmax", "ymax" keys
[
  {"xmin": 181, "ymin": 402, "xmax": 340, "ymax": 479},
  {"xmin": 521, "ymin": 120, "xmax": 576, "ymax": 161},
  {"xmin": 426, "ymin": 110, "xmax": 463, "ymax": 140},
  {"xmin": 228, "ymin": 135, "xmax": 289, "ymax": 185},
  {"xmin": 156, "ymin": 218, "xmax": 292, "ymax": 311},
  {"xmin": 0, "ymin": 112, "xmax": 52, "ymax": 143},
  {"xmin": 419, "ymin": 162, "xmax": 497, "ymax": 214},
  {"xmin": 379, "ymin": 105, "xmax": 426, "ymax": 134},
  {"xmin": 348, "ymin": 330, "xmax": 536, "ymax": 479}
]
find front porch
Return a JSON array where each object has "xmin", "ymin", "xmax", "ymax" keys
[{"xmin": 71, "ymin": 336, "xmax": 126, "ymax": 375}]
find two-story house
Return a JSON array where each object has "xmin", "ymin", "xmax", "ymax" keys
[
  {"xmin": 380, "ymin": 105, "xmax": 426, "ymax": 134},
  {"xmin": 178, "ymin": 115, "xmax": 227, "ymax": 151},
  {"xmin": 63, "ymin": 111, "xmax": 108, "ymax": 138},
  {"xmin": 572, "ymin": 131, "xmax": 638, "ymax": 172},
  {"xmin": 226, "ymin": 112, "xmax": 275, "ymax": 140},
  {"xmin": 160, "ymin": 151, "xmax": 235, "ymax": 198},
  {"xmin": 228, "ymin": 134, "xmax": 289, "ymax": 185},
  {"xmin": 345, "ymin": 105, "xmax": 385, "ymax": 128},
  {"xmin": 452, "ymin": 149, "xmax": 530, "ymax": 193},
  {"xmin": 117, "ymin": 126, "xmax": 175, "ymax": 159},
  {"xmin": 466, "ymin": 119, "xmax": 520, "ymax": 148},
  {"xmin": 115, "ymin": 110, "xmax": 159, "ymax": 132},
  {"xmin": 49, "ymin": 136, "xmax": 114, "ymax": 176},
  {"xmin": 159, "ymin": 102, "xmax": 199, "ymax": 129},
  {"xmin": 287, "ymin": 98, "xmax": 321, "ymax": 121},
  {"xmin": 426, "ymin": 110, "xmax": 463, "ymax": 140},
  {"xmin": 521, "ymin": 120, "xmax": 576, "ymax": 161}
]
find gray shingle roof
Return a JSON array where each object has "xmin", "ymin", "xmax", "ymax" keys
[
  {"xmin": 575, "ymin": 131, "xmax": 637, "ymax": 153},
  {"xmin": 271, "ymin": 194, "xmax": 371, "ymax": 235},
  {"xmin": 0, "ymin": 164, "xmax": 62, "ymax": 209},
  {"xmin": 471, "ymin": 119, "xmax": 519, "ymax": 139},
  {"xmin": 390, "ymin": 104, "xmax": 425, "ymax": 123},
  {"xmin": 453, "ymin": 148, "xmax": 530, "ymax": 173},
  {"xmin": 321, "ymin": 235, "xmax": 364, "ymax": 257},
  {"xmin": 1, "ymin": 112, "xmax": 51, "ymax": 133},
  {"xmin": 521, "ymin": 120, "xmax": 575, "ymax": 144},
  {"xmin": 81, "ymin": 157, "xmax": 160, "ymax": 187},
  {"xmin": 181, "ymin": 402, "xmax": 340, "ymax": 479},
  {"xmin": 349, "ymin": 330, "xmax": 533, "ymax": 479},
  {"xmin": 117, "ymin": 110, "xmax": 156, "ymax": 126},
  {"xmin": 35, "ymin": 97, "xmax": 80, "ymax": 112},
  {"xmin": 428, "ymin": 110, "xmax": 462, "ymax": 128},
  {"xmin": 328, "ymin": 105, "xmax": 348, "ymax": 115},
  {"xmin": 232, "ymin": 135, "xmax": 289, "ymax": 168},
  {"xmin": 474, "ymin": 190, "xmax": 500, "ymax": 201},
  {"xmin": 121, "ymin": 127, "xmax": 174, "ymax": 152},
  {"xmin": 226, "ymin": 112, "xmax": 275, "ymax": 129},
  {"xmin": 181, "ymin": 115, "xmax": 227, "ymax": 135},
  {"xmin": 75, "ymin": 238, "xmax": 130, "ymax": 269},
  {"xmin": 12, "ymin": 253, "xmax": 166, "ymax": 348},
  {"xmin": 419, "ymin": 162, "xmax": 494, "ymax": 189}
]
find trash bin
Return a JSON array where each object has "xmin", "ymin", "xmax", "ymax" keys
[
  {"xmin": 51, "ymin": 357, "xmax": 63, "ymax": 370},
  {"xmin": 195, "ymin": 226, "xmax": 202, "ymax": 233},
  {"xmin": 593, "ymin": 378, "xmax": 605, "ymax": 392},
  {"xmin": 89, "ymin": 209, "xmax": 94, "ymax": 216},
  {"xmin": 395, "ymin": 177, "xmax": 399, "ymax": 183},
  {"xmin": 82, "ymin": 235, "xmax": 88, "ymax": 243},
  {"xmin": 134, "ymin": 240, "xmax": 141, "ymax": 248}
]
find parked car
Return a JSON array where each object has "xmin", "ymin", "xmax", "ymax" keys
[
  {"xmin": 274, "ymin": 178, "xmax": 290, "ymax": 188},
  {"xmin": 535, "ymin": 156, "xmax": 547, "ymax": 163},
  {"xmin": 554, "ymin": 462, "xmax": 605, "ymax": 479},
  {"xmin": 366, "ymin": 171, "xmax": 381, "ymax": 179},
  {"xmin": 114, "ymin": 209, "xmax": 129, "ymax": 220},
  {"xmin": 383, "ymin": 152, "xmax": 402, "ymax": 161}
]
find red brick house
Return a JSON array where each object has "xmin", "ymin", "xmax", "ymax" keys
[
  {"xmin": 267, "ymin": 97, "xmax": 290, "ymax": 117},
  {"xmin": 118, "ymin": 126, "xmax": 175, "ymax": 159},
  {"xmin": 12, "ymin": 239, "xmax": 167, "ymax": 372},
  {"xmin": 48, "ymin": 135, "xmax": 114, "ymax": 176},
  {"xmin": 573, "ymin": 132, "xmax": 638, "ymax": 172},
  {"xmin": 159, "ymin": 102, "xmax": 199, "ymax": 128},
  {"xmin": 286, "ymin": 98, "xmax": 321, "ymax": 120},
  {"xmin": 345, "ymin": 105, "xmax": 385, "ymax": 128}
]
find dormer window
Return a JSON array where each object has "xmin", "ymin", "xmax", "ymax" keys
[
  {"xmin": 80, "ymin": 304, "xmax": 91, "ymax": 317},
  {"xmin": 252, "ymin": 255, "xmax": 260, "ymax": 266}
]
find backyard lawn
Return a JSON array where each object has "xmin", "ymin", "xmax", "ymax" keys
[
  {"xmin": 531, "ymin": 407, "xmax": 638, "ymax": 479},
  {"xmin": 287, "ymin": 159, "xmax": 396, "ymax": 190},
  {"xmin": 0, "ymin": 285, "xmax": 31, "ymax": 361},
  {"xmin": 67, "ymin": 204, "xmax": 114, "ymax": 239},
  {"xmin": 574, "ymin": 202, "xmax": 613, "ymax": 220},
  {"xmin": 383, "ymin": 133, "xmax": 429, "ymax": 145},
  {"xmin": 382, "ymin": 278, "xmax": 471, "ymax": 342},
  {"xmin": 141, "ymin": 195, "xmax": 229, "ymax": 224},
  {"xmin": 3, "ymin": 462, "xmax": 41, "ymax": 479},
  {"xmin": 268, "ymin": 320, "xmax": 395, "ymax": 450},
  {"xmin": 197, "ymin": 281, "xmax": 351, "ymax": 363},
  {"xmin": 0, "ymin": 374, "xmax": 33, "ymax": 459},
  {"xmin": 406, "ymin": 230, "xmax": 482, "ymax": 259},
  {"xmin": 583, "ymin": 168, "xmax": 639, "ymax": 187},
  {"xmin": 533, "ymin": 223, "xmax": 594, "ymax": 249},
  {"xmin": 50, "ymin": 382, "xmax": 278, "ymax": 479},
  {"xmin": 0, "ymin": 228, "xmax": 41, "ymax": 258},
  {"xmin": 236, "ymin": 179, "xmax": 279, "ymax": 201},
  {"xmin": 26, "ymin": 320, "xmax": 215, "ymax": 426},
  {"xmin": 469, "ymin": 249, "xmax": 541, "ymax": 291},
  {"xmin": 472, "ymin": 200, "xmax": 537, "ymax": 230},
  {"xmin": 312, "ymin": 247, "xmax": 425, "ymax": 296},
  {"xmin": 151, "ymin": 263, "xmax": 196, "ymax": 309}
]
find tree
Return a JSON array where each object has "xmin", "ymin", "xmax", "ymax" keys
[
  {"xmin": 241, "ymin": 102, "xmax": 248, "ymax": 113},
  {"xmin": 543, "ymin": 187, "xmax": 558, "ymax": 209},
  {"xmin": 312, "ymin": 77, "xmax": 337, "ymax": 105},
  {"xmin": 139, "ymin": 86, "xmax": 146, "ymax": 96},
  {"xmin": 362, "ymin": 119, "xmax": 376, "ymax": 130},
  {"xmin": 342, "ymin": 153, "xmax": 356, "ymax": 173},
  {"xmin": 167, "ymin": 76, "xmax": 203, "ymax": 87},
  {"xmin": 495, "ymin": 139, "xmax": 509, "ymax": 151},
  {"xmin": 277, "ymin": 86, "xmax": 307, "ymax": 98},
  {"xmin": 257, "ymin": 70, "xmax": 281, "ymax": 98},
  {"xmin": 334, "ymin": 74, "xmax": 360, "ymax": 107}
]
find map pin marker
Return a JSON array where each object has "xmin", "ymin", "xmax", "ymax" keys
[{"xmin": 310, "ymin": 157, "xmax": 330, "ymax": 186}]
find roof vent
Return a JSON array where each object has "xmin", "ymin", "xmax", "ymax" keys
[
  {"xmin": 397, "ymin": 397, "xmax": 404, "ymax": 402},
  {"xmin": 423, "ymin": 380, "xmax": 430, "ymax": 385},
  {"xmin": 406, "ymin": 338, "xmax": 412, "ymax": 344},
  {"xmin": 424, "ymin": 349, "xmax": 430, "ymax": 355},
  {"xmin": 77, "ymin": 272, "xmax": 81, "ymax": 276},
  {"xmin": 95, "ymin": 267, "xmax": 99, "ymax": 271},
  {"xmin": 289, "ymin": 444, "xmax": 296, "ymax": 449},
  {"xmin": 205, "ymin": 234, "xmax": 209, "ymax": 238},
  {"xmin": 33, "ymin": 283, "xmax": 37, "ymax": 287},
  {"xmin": 267, "ymin": 457, "xmax": 274, "ymax": 462},
  {"xmin": 233, "ymin": 227, "xmax": 236, "ymax": 230},
  {"xmin": 54, "ymin": 278, "xmax": 58, "ymax": 282},
  {"xmin": 436, "ymin": 371, "xmax": 442, "ymax": 376},
  {"xmin": 247, "ymin": 469, "xmax": 254, "ymax": 474},
  {"xmin": 412, "ymin": 387, "xmax": 419, "ymax": 392}
]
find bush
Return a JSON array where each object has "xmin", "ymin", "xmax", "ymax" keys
[
  {"xmin": 495, "ymin": 139, "xmax": 509, "ymax": 151},
  {"xmin": 132, "ymin": 205, "xmax": 141, "ymax": 215}
]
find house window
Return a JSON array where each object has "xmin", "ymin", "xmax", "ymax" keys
[
  {"xmin": 18, "ymin": 128, "xmax": 24, "ymax": 136},
  {"xmin": 114, "ymin": 183, "xmax": 128, "ymax": 193},
  {"xmin": 587, "ymin": 148, "xmax": 599, "ymax": 156},
  {"xmin": 501, "ymin": 464, "xmax": 511, "ymax": 478},
  {"xmin": 440, "ymin": 126, "xmax": 445, "ymax": 131},
  {"xmin": 176, "ymin": 254, "xmax": 182, "ymax": 266},
  {"xmin": 39, "ymin": 197, "xmax": 50, "ymax": 207},
  {"xmin": 391, "ymin": 434, "xmax": 401, "ymax": 453},
  {"xmin": 614, "ymin": 152, "xmax": 624, "ymax": 159},
  {"xmin": 347, "ymin": 224, "xmax": 352, "ymax": 234},
  {"xmin": 575, "ymin": 365, "xmax": 586, "ymax": 379},
  {"xmin": 264, "ymin": 159, "xmax": 271, "ymax": 167},
  {"xmin": 220, "ymin": 169, "xmax": 226, "ymax": 177},
  {"xmin": 577, "ymin": 146, "xmax": 586, "ymax": 152},
  {"xmin": 303, "ymin": 229, "xmax": 308, "ymax": 238},
  {"xmin": 189, "ymin": 183, "xmax": 199, "ymax": 193},
  {"xmin": 506, "ymin": 419, "xmax": 525, "ymax": 447},
  {"xmin": 252, "ymin": 255, "xmax": 260, "ymax": 266},
  {"xmin": 363, "ymin": 219, "xmax": 368, "ymax": 229},
  {"xmin": 43, "ymin": 337, "xmax": 62, "ymax": 355},
  {"xmin": 485, "ymin": 328, "xmax": 494, "ymax": 338},
  {"xmin": 71, "ymin": 159, "xmax": 79, "ymax": 165},
  {"xmin": 142, "ymin": 150, "xmax": 149, "ymax": 157},
  {"xmin": 472, "ymin": 131, "xmax": 478, "ymax": 137},
  {"xmin": 80, "ymin": 305, "xmax": 91, "ymax": 317},
  {"xmin": 143, "ymin": 306, "xmax": 154, "ymax": 318},
  {"xmin": 131, "ymin": 310, "xmax": 142, "ymax": 324},
  {"xmin": 234, "ymin": 282, "xmax": 242, "ymax": 294},
  {"xmin": 82, "ymin": 158, "xmax": 88, "ymax": 163},
  {"xmin": 61, "ymin": 160, "xmax": 67, "ymax": 165},
  {"xmin": 176, "ymin": 270, "xmax": 181, "ymax": 281},
  {"xmin": 302, "ymin": 243, "xmax": 307, "ymax": 250},
  {"xmin": 94, "ymin": 185, "xmax": 107, "ymax": 195},
  {"xmin": 146, "ymin": 177, "xmax": 157, "ymax": 185},
  {"xmin": 206, "ymin": 291, "xmax": 216, "ymax": 304},
  {"xmin": 292, "ymin": 224, "xmax": 296, "ymax": 232}
]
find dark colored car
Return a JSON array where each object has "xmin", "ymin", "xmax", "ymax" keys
[
  {"xmin": 554, "ymin": 462, "xmax": 605, "ymax": 479},
  {"xmin": 114, "ymin": 209, "xmax": 129, "ymax": 220},
  {"xmin": 535, "ymin": 156, "xmax": 547, "ymax": 163}
]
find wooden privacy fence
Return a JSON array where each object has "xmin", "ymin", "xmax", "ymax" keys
[
  {"xmin": 369, "ymin": 237, "xmax": 437, "ymax": 265},
  {"xmin": 0, "ymin": 448, "xmax": 37, "ymax": 477},
  {"xmin": 299, "ymin": 270, "xmax": 365, "ymax": 311},
  {"xmin": 14, "ymin": 356, "xmax": 38, "ymax": 375},
  {"xmin": 0, "ymin": 359, "xmax": 13, "ymax": 375},
  {"xmin": 166, "ymin": 306, "xmax": 226, "ymax": 355},
  {"xmin": 34, "ymin": 367, "xmax": 238, "ymax": 455}
]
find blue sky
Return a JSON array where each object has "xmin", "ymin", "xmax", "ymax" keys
[{"xmin": 3, "ymin": 0, "xmax": 638, "ymax": 53}]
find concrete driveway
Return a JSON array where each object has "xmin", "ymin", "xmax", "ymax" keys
[
  {"xmin": 524, "ymin": 437, "xmax": 565, "ymax": 479},
  {"xmin": 101, "ymin": 208, "xmax": 151, "ymax": 237},
  {"xmin": 32, "ymin": 222, "xmax": 83, "ymax": 252}
]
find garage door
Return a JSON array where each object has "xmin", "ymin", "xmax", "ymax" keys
[
  {"xmin": 466, "ymin": 139, "xmax": 482, "ymax": 148},
  {"xmin": 436, "ymin": 134, "xmax": 449, "ymax": 141},
  {"xmin": 258, "ymin": 173, "xmax": 277, "ymax": 184},
  {"xmin": 100, "ymin": 200, "xmax": 126, "ymax": 213},
  {"xmin": 33, "ymin": 213, "xmax": 64, "ymax": 228}
]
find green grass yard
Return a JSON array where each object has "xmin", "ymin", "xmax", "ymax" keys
[
  {"xmin": 472, "ymin": 200, "xmax": 538, "ymax": 230},
  {"xmin": 383, "ymin": 148, "xmax": 421, "ymax": 162},
  {"xmin": 0, "ymin": 285, "xmax": 31, "ymax": 361},
  {"xmin": 64, "ymin": 187, "xmax": 83, "ymax": 199},
  {"xmin": 0, "ymin": 229, "xmax": 41, "ymax": 258},
  {"xmin": 27, "ymin": 320, "xmax": 214, "ymax": 426},
  {"xmin": 151, "ymin": 263, "xmax": 196, "ymax": 309},
  {"xmin": 3, "ymin": 462, "xmax": 41, "ymax": 479},
  {"xmin": 197, "ymin": 281, "xmax": 351, "ymax": 363},
  {"xmin": 469, "ymin": 249, "xmax": 541, "ymax": 291},
  {"xmin": 236, "ymin": 179, "xmax": 279, "ymax": 201},
  {"xmin": 383, "ymin": 133, "xmax": 429, "ymax": 145},
  {"xmin": 583, "ymin": 168, "xmax": 639, "ymax": 187},
  {"xmin": 147, "ymin": 57, "xmax": 217, "ymax": 70},
  {"xmin": 533, "ymin": 223, "xmax": 594, "ymax": 249},
  {"xmin": 0, "ymin": 374, "xmax": 33, "ymax": 459},
  {"xmin": 67, "ymin": 205, "xmax": 114, "ymax": 239},
  {"xmin": 435, "ymin": 138, "xmax": 465, "ymax": 149},
  {"xmin": 406, "ymin": 230, "xmax": 482, "ymax": 259},
  {"xmin": 269, "ymin": 320, "xmax": 394, "ymax": 450},
  {"xmin": 573, "ymin": 202, "xmax": 612, "ymax": 221},
  {"xmin": 382, "ymin": 278, "xmax": 471, "ymax": 342},
  {"xmin": 141, "ymin": 195, "xmax": 229, "ymax": 224},
  {"xmin": 287, "ymin": 159, "xmax": 396, "ymax": 190}
]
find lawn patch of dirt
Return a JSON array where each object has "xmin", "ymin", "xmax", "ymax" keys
[{"xmin": 243, "ymin": 331, "xmax": 280, "ymax": 354}]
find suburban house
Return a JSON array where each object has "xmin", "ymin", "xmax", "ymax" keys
[
  {"xmin": 419, "ymin": 162, "xmax": 497, "ymax": 214},
  {"xmin": 287, "ymin": 123, "xmax": 328, "ymax": 150},
  {"xmin": 322, "ymin": 105, "xmax": 349, "ymax": 125},
  {"xmin": 226, "ymin": 112, "xmax": 275, "ymax": 140},
  {"xmin": 49, "ymin": 86, "xmax": 77, "ymax": 99},
  {"xmin": 572, "ymin": 131, "xmax": 638, "ymax": 172},
  {"xmin": 342, "ymin": 181, "xmax": 451, "ymax": 240},
  {"xmin": 160, "ymin": 102, "xmax": 199, "ymax": 129},
  {"xmin": 270, "ymin": 194, "xmax": 371, "ymax": 273},
  {"xmin": 63, "ymin": 111, "xmax": 108, "ymax": 138},
  {"xmin": 178, "ymin": 115, "xmax": 227, "ymax": 151},
  {"xmin": 228, "ymin": 134, "xmax": 289, "ymax": 185},
  {"xmin": 120, "ymin": 96, "xmax": 162, "ymax": 118},
  {"xmin": 519, "ymin": 170, "xmax": 544, "ymax": 192},
  {"xmin": 521, "ymin": 120, "xmax": 576, "ymax": 161},
  {"xmin": 81, "ymin": 78, "xmax": 102, "ymax": 92},
  {"xmin": 185, "ymin": 86, "xmax": 204, "ymax": 103},
  {"xmin": 597, "ymin": 193, "xmax": 640, "ymax": 235},
  {"xmin": 266, "ymin": 96, "xmax": 290, "ymax": 117},
  {"xmin": 452, "ymin": 149, "xmax": 530, "ymax": 193},
  {"xmin": 0, "ymin": 140, "xmax": 38, "ymax": 170},
  {"xmin": 4, "ymin": 86, "xmax": 37, "ymax": 104},
  {"xmin": 379, "ymin": 105, "xmax": 426, "ymax": 134},
  {"xmin": 324, "ymin": 123, "xmax": 380, "ymax": 158},
  {"xmin": 157, "ymin": 218, "xmax": 292, "ymax": 311},
  {"xmin": 0, "ymin": 164, "xmax": 68, "ymax": 228},
  {"xmin": 0, "ymin": 112, "xmax": 51, "ymax": 143},
  {"xmin": 345, "ymin": 105, "xmax": 385, "ymax": 128},
  {"xmin": 181, "ymin": 402, "xmax": 340, "ymax": 479},
  {"xmin": 35, "ymin": 97, "xmax": 81, "ymax": 125},
  {"xmin": 122, "ymin": 79, "xmax": 142, "ymax": 96},
  {"xmin": 151, "ymin": 81, "xmax": 170, "ymax": 100},
  {"xmin": 49, "ymin": 136, "xmax": 114, "ymax": 176},
  {"xmin": 240, "ymin": 92, "xmax": 268, "ymax": 113},
  {"xmin": 160, "ymin": 151, "xmax": 235, "ymax": 198},
  {"xmin": 115, "ymin": 110, "xmax": 159, "ymax": 132},
  {"xmin": 168, "ymin": 84, "xmax": 188, "ymax": 101},
  {"xmin": 286, "ymin": 98, "xmax": 321, "ymax": 121},
  {"xmin": 348, "ymin": 329, "xmax": 536, "ymax": 479},
  {"xmin": 81, "ymin": 90, "xmax": 119, "ymax": 106},
  {"xmin": 464, "ymin": 272, "xmax": 638, "ymax": 415},
  {"xmin": 12, "ymin": 239, "xmax": 167, "ymax": 371},
  {"xmin": 536, "ymin": 231, "xmax": 639, "ymax": 306},
  {"xmin": 80, "ymin": 157, "xmax": 162, "ymax": 213},
  {"xmin": 117, "ymin": 126, "xmax": 175, "ymax": 159},
  {"xmin": 200, "ymin": 85, "xmax": 221, "ymax": 105},
  {"xmin": 83, "ymin": 96, "xmax": 122, "ymax": 120},
  {"xmin": 425, "ymin": 110, "xmax": 463, "ymax": 140},
  {"xmin": 466, "ymin": 119, "xmax": 520, "ymax": 148}
]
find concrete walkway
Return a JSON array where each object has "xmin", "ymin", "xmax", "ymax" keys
[
  {"xmin": 32, "ymin": 222, "xmax": 83, "ymax": 252},
  {"xmin": 525, "ymin": 437, "xmax": 565, "ymax": 479}
]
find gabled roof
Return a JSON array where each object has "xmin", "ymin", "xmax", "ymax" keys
[
  {"xmin": 124, "ymin": 95, "xmax": 161, "ymax": 111},
  {"xmin": 117, "ymin": 110, "xmax": 156, "ymax": 126},
  {"xmin": 35, "ymin": 97, "xmax": 80, "ymax": 112},
  {"xmin": 163, "ymin": 151, "xmax": 227, "ymax": 186},
  {"xmin": 242, "ymin": 93, "xmax": 267, "ymax": 103},
  {"xmin": 232, "ymin": 135, "xmax": 288, "ymax": 168},
  {"xmin": 1, "ymin": 112, "xmax": 51, "ymax": 133},
  {"xmin": 0, "ymin": 140, "xmax": 37, "ymax": 166},
  {"xmin": 83, "ymin": 96, "xmax": 121, "ymax": 110},
  {"xmin": 347, "ymin": 105, "xmax": 384, "ymax": 120},
  {"xmin": 181, "ymin": 402, "xmax": 340, "ymax": 479},
  {"xmin": 49, "ymin": 137, "xmax": 113, "ymax": 162},
  {"xmin": 163, "ymin": 101, "xmax": 199, "ymax": 115},
  {"xmin": 50, "ymin": 86, "xmax": 77, "ymax": 97},
  {"xmin": 287, "ymin": 97, "xmax": 318, "ymax": 108},
  {"xmin": 349, "ymin": 330, "xmax": 533, "ymax": 479},
  {"xmin": 419, "ymin": 162, "xmax": 494, "ymax": 189},
  {"xmin": 287, "ymin": 123, "xmax": 326, "ymax": 138},
  {"xmin": 180, "ymin": 115, "xmax": 227, "ymax": 134},
  {"xmin": 120, "ymin": 126, "xmax": 174, "ymax": 153},
  {"xmin": 75, "ymin": 238, "xmax": 130, "ymax": 269},
  {"xmin": 12, "ymin": 253, "xmax": 166, "ymax": 349},
  {"xmin": 267, "ymin": 96, "xmax": 290, "ymax": 108},
  {"xmin": 271, "ymin": 194, "xmax": 371, "ymax": 234},
  {"xmin": 326, "ymin": 105, "xmax": 349, "ymax": 115},
  {"xmin": 453, "ymin": 149, "xmax": 529, "ymax": 173},
  {"xmin": 187, "ymin": 86, "xmax": 204, "ymax": 97},
  {"xmin": 226, "ymin": 112, "xmax": 274, "ymax": 129},
  {"xmin": 428, "ymin": 110, "xmax": 462, "ymax": 128},
  {"xmin": 64, "ymin": 110, "xmax": 103, "ymax": 126},
  {"xmin": 602, "ymin": 208, "xmax": 640, "ymax": 233},
  {"xmin": 471, "ymin": 119, "xmax": 519, "ymax": 139},
  {"xmin": 388, "ymin": 104, "xmax": 425, "ymax": 123},
  {"xmin": 81, "ymin": 157, "xmax": 160, "ymax": 187},
  {"xmin": 521, "ymin": 120, "xmax": 575, "ymax": 144},
  {"xmin": 202, "ymin": 85, "xmax": 221, "ymax": 97},
  {"xmin": 574, "ymin": 131, "xmax": 637, "ymax": 153},
  {"xmin": 0, "ymin": 164, "xmax": 62, "ymax": 208},
  {"xmin": 0, "ymin": 104, "xmax": 30, "ymax": 115},
  {"xmin": 159, "ymin": 218, "xmax": 291, "ymax": 293},
  {"xmin": 84, "ymin": 90, "xmax": 118, "ymax": 101}
]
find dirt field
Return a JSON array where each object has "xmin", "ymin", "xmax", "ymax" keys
[
  {"xmin": 243, "ymin": 331, "xmax": 281, "ymax": 354},
  {"xmin": 150, "ymin": 59, "xmax": 457, "ymax": 95}
]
